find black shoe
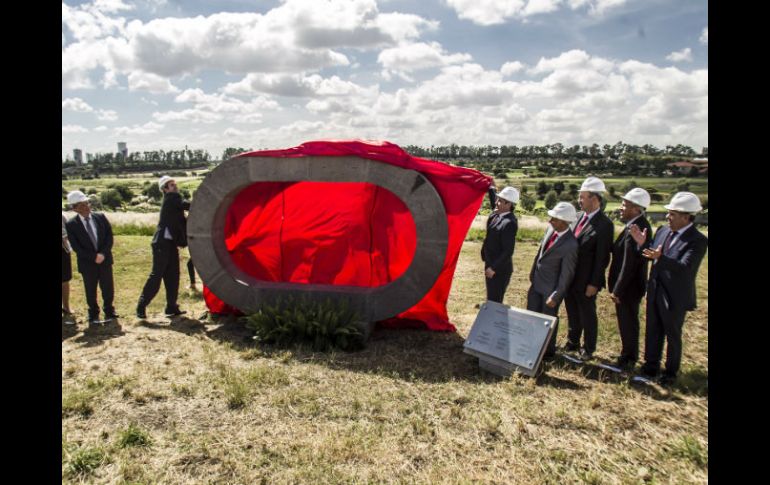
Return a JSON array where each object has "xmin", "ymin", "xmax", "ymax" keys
[
  {"xmin": 563, "ymin": 342, "xmax": 579, "ymax": 352},
  {"xmin": 136, "ymin": 307, "xmax": 147, "ymax": 319},
  {"xmin": 542, "ymin": 353, "xmax": 556, "ymax": 362},
  {"xmin": 578, "ymin": 349, "xmax": 594, "ymax": 361},
  {"xmin": 165, "ymin": 308, "xmax": 187, "ymax": 317},
  {"xmin": 104, "ymin": 313, "xmax": 120, "ymax": 320},
  {"xmin": 615, "ymin": 356, "xmax": 636, "ymax": 369},
  {"xmin": 88, "ymin": 319, "xmax": 100, "ymax": 327},
  {"xmin": 658, "ymin": 374, "xmax": 677, "ymax": 387}
]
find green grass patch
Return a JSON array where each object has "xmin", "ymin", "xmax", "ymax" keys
[
  {"xmin": 670, "ymin": 435, "xmax": 708, "ymax": 469},
  {"xmin": 117, "ymin": 423, "xmax": 153, "ymax": 449},
  {"xmin": 466, "ymin": 226, "xmax": 543, "ymax": 242},
  {"xmin": 63, "ymin": 444, "xmax": 108, "ymax": 478},
  {"xmin": 62, "ymin": 389, "xmax": 97, "ymax": 418},
  {"xmin": 112, "ymin": 223, "xmax": 156, "ymax": 236}
]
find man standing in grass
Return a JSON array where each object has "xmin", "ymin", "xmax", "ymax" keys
[
  {"xmin": 630, "ymin": 192, "xmax": 708, "ymax": 386},
  {"xmin": 481, "ymin": 186, "xmax": 519, "ymax": 303},
  {"xmin": 608, "ymin": 188, "xmax": 653, "ymax": 370},
  {"xmin": 136, "ymin": 176, "xmax": 191, "ymax": 319},
  {"xmin": 527, "ymin": 202, "xmax": 579, "ymax": 360},
  {"xmin": 65, "ymin": 191, "xmax": 118, "ymax": 326},
  {"xmin": 564, "ymin": 176, "xmax": 614, "ymax": 360}
]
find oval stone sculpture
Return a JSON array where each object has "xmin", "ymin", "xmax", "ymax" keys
[{"xmin": 187, "ymin": 156, "xmax": 449, "ymax": 336}]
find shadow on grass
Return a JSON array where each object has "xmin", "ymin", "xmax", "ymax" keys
[
  {"xmin": 138, "ymin": 316, "xmax": 206, "ymax": 336},
  {"xmin": 72, "ymin": 319, "xmax": 125, "ymax": 346},
  {"xmin": 62, "ymin": 320, "xmax": 79, "ymax": 341}
]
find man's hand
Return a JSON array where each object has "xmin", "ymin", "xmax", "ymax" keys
[
  {"xmin": 629, "ymin": 224, "xmax": 647, "ymax": 246},
  {"xmin": 95, "ymin": 253, "xmax": 105, "ymax": 264},
  {"xmin": 485, "ymin": 268, "xmax": 495, "ymax": 279},
  {"xmin": 585, "ymin": 284, "xmax": 599, "ymax": 297},
  {"xmin": 642, "ymin": 245, "xmax": 663, "ymax": 261},
  {"xmin": 546, "ymin": 296, "xmax": 557, "ymax": 308},
  {"xmin": 609, "ymin": 293, "xmax": 620, "ymax": 304}
]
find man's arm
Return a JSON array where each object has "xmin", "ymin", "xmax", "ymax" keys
[
  {"xmin": 655, "ymin": 234, "xmax": 708, "ymax": 275},
  {"xmin": 589, "ymin": 218, "xmax": 613, "ymax": 288},
  {"xmin": 549, "ymin": 245, "xmax": 578, "ymax": 305},
  {"xmin": 490, "ymin": 218, "xmax": 518, "ymax": 272}
]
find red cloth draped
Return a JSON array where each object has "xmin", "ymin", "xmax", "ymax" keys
[{"xmin": 203, "ymin": 140, "xmax": 492, "ymax": 331}]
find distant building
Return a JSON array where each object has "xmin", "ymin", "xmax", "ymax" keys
[
  {"xmin": 118, "ymin": 142, "xmax": 128, "ymax": 158},
  {"xmin": 667, "ymin": 159, "xmax": 708, "ymax": 176},
  {"xmin": 86, "ymin": 153, "xmax": 94, "ymax": 163},
  {"xmin": 73, "ymin": 149, "xmax": 83, "ymax": 164}
]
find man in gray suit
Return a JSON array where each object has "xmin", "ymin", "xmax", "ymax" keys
[{"xmin": 527, "ymin": 202, "xmax": 579, "ymax": 360}]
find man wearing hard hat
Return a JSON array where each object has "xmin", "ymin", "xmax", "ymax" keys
[
  {"xmin": 64, "ymin": 190, "xmax": 118, "ymax": 326},
  {"xmin": 564, "ymin": 176, "xmax": 614, "ymax": 360},
  {"xmin": 527, "ymin": 202, "xmax": 579, "ymax": 360},
  {"xmin": 630, "ymin": 192, "xmax": 708, "ymax": 386},
  {"xmin": 481, "ymin": 186, "xmax": 519, "ymax": 303},
  {"xmin": 136, "ymin": 176, "xmax": 192, "ymax": 319},
  {"xmin": 607, "ymin": 188, "xmax": 653, "ymax": 369}
]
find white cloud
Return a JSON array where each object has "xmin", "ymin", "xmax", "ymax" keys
[
  {"xmin": 127, "ymin": 71, "xmax": 180, "ymax": 94},
  {"xmin": 152, "ymin": 109, "xmax": 223, "ymax": 123},
  {"xmin": 222, "ymin": 73, "xmax": 369, "ymax": 98},
  {"xmin": 378, "ymin": 42, "xmax": 472, "ymax": 76},
  {"xmin": 501, "ymin": 61, "xmax": 525, "ymax": 76},
  {"xmin": 446, "ymin": 0, "xmax": 628, "ymax": 26},
  {"xmin": 94, "ymin": 125, "xmax": 109, "ymax": 132},
  {"xmin": 62, "ymin": 97, "xmax": 94, "ymax": 112},
  {"xmin": 666, "ymin": 48, "xmax": 693, "ymax": 63},
  {"xmin": 62, "ymin": 124, "xmax": 89, "ymax": 133},
  {"xmin": 699, "ymin": 27, "xmax": 708, "ymax": 45},
  {"xmin": 97, "ymin": 109, "xmax": 118, "ymax": 121},
  {"xmin": 114, "ymin": 121, "xmax": 164, "ymax": 136}
]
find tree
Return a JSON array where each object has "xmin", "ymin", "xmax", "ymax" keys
[
  {"xmin": 544, "ymin": 190, "xmax": 558, "ymax": 210},
  {"xmin": 553, "ymin": 181, "xmax": 565, "ymax": 195},
  {"xmin": 99, "ymin": 189, "xmax": 123, "ymax": 210},
  {"xmin": 622, "ymin": 180, "xmax": 639, "ymax": 193},
  {"xmin": 676, "ymin": 179, "xmax": 690, "ymax": 192},
  {"xmin": 536, "ymin": 181, "xmax": 551, "ymax": 198}
]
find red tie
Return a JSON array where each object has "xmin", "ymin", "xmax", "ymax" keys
[
  {"xmin": 574, "ymin": 214, "xmax": 589, "ymax": 237},
  {"xmin": 544, "ymin": 232, "xmax": 558, "ymax": 252}
]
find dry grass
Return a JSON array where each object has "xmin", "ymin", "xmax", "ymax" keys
[{"xmin": 62, "ymin": 233, "xmax": 708, "ymax": 484}]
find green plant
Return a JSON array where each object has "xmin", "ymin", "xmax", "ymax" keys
[
  {"xmin": 117, "ymin": 423, "xmax": 153, "ymax": 448},
  {"xmin": 244, "ymin": 298, "xmax": 364, "ymax": 351},
  {"xmin": 64, "ymin": 445, "xmax": 107, "ymax": 477},
  {"xmin": 100, "ymin": 189, "xmax": 123, "ymax": 210}
]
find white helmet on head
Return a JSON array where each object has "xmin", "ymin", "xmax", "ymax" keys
[
  {"xmin": 622, "ymin": 187, "xmax": 651, "ymax": 209},
  {"xmin": 664, "ymin": 192, "xmax": 702, "ymax": 213},
  {"xmin": 547, "ymin": 201, "xmax": 578, "ymax": 223},
  {"xmin": 497, "ymin": 186, "xmax": 520, "ymax": 204},
  {"xmin": 579, "ymin": 176, "xmax": 606, "ymax": 193},
  {"xmin": 67, "ymin": 190, "xmax": 89, "ymax": 206},
  {"xmin": 158, "ymin": 175, "xmax": 175, "ymax": 190}
]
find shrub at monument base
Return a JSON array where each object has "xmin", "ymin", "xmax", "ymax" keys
[{"xmin": 244, "ymin": 298, "xmax": 365, "ymax": 352}]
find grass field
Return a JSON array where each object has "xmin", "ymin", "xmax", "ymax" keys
[{"xmin": 62, "ymin": 233, "xmax": 708, "ymax": 484}]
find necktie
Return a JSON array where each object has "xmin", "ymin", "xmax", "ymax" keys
[
  {"xmin": 574, "ymin": 214, "xmax": 589, "ymax": 237},
  {"xmin": 544, "ymin": 232, "xmax": 558, "ymax": 252},
  {"xmin": 84, "ymin": 216, "xmax": 98, "ymax": 250},
  {"xmin": 663, "ymin": 230, "xmax": 678, "ymax": 255}
]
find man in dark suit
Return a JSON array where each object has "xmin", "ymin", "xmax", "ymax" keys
[
  {"xmin": 65, "ymin": 191, "xmax": 118, "ymax": 325},
  {"xmin": 137, "ymin": 176, "xmax": 191, "ymax": 319},
  {"xmin": 608, "ymin": 188, "xmax": 653, "ymax": 369},
  {"xmin": 481, "ymin": 186, "xmax": 519, "ymax": 303},
  {"xmin": 630, "ymin": 192, "xmax": 708, "ymax": 386},
  {"xmin": 564, "ymin": 176, "xmax": 614, "ymax": 360},
  {"xmin": 527, "ymin": 202, "xmax": 579, "ymax": 360}
]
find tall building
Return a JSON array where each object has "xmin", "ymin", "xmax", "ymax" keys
[
  {"xmin": 117, "ymin": 142, "xmax": 128, "ymax": 158},
  {"xmin": 73, "ymin": 149, "xmax": 83, "ymax": 164}
]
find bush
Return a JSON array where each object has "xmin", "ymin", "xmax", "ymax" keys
[
  {"xmin": 99, "ymin": 189, "xmax": 123, "ymax": 210},
  {"xmin": 519, "ymin": 194, "xmax": 536, "ymax": 212},
  {"xmin": 558, "ymin": 191, "xmax": 574, "ymax": 202},
  {"xmin": 142, "ymin": 183, "xmax": 162, "ymax": 201},
  {"xmin": 676, "ymin": 178, "xmax": 690, "ymax": 192},
  {"xmin": 622, "ymin": 180, "xmax": 639, "ymax": 193},
  {"xmin": 544, "ymin": 190, "xmax": 558, "ymax": 210},
  {"xmin": 245, "ymin": 298, "xmax": 364, "ymax": 352},
  {"xmin": 107, "ymin": 183, "xmax": 134, "ymax": 202}
]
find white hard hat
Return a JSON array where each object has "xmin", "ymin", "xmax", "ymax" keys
[
  {"xmin": 158, "ymin": 175, "xmax": 175, "ymax": 190},
  {"xmin": 579, "ymin": 176, "xmax": 606, "ymax": 193},
  {"xmin": 67, "ymin": 190, "xmax": 89, "ymax": 206},
  {"xmin": 497, "ymin": 186, "xmax": 520, "ymax": 204},
  {"xmin": 547, "ymin": 201, "xmax": 578, "ymax": 223},
  {"xmin": 664, "ymin": 192, "xmax": 702, "ymax": 213},
  {"xmin": 622, "ymin": 187, "xmax": 651, "ymax": 209}
]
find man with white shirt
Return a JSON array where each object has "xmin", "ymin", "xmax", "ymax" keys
[
  {"xmin": 65, "ymin": 191, "xmax": 118, "ymax": 326},
  {"xmin": 630, "ymin": 192, "xmax": 708, "ymax": 386},
  {"xmin": 136, "ymin": 176, "xmax": 191, "ymax": 319},
  {"xmin": 564, "ymin": 176, "xmax": 614, "ymax": 360},
  {"xmin": 608, "ymin": 188, "xmax": 653, "ymax": 369},
  {"xmin": 481, "ymin": 186, "xmax": 519, "ymax": 303},
  {"xmin": 527, "ymin": 202, "xmax": 579, "ymax": 360}
]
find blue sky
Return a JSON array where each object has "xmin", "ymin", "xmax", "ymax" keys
[{"xmin": 62, "ymin": 0, "xmax": 708, "ymax": 160}]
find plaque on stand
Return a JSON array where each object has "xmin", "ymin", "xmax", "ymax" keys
[{"xmin": 463, "ymin": 301, "xmax": 557, "ymax": 377}]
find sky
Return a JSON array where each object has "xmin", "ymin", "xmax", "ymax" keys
[{"xmin": 62, "ymin": 0, "xmax": 708, "ymax": 160}]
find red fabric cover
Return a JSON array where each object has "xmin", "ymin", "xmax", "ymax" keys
[{"xmin": 203, "ymin": 140, "xmax": 492, "ymax": 331}]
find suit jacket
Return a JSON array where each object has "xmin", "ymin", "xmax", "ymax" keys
[
  {"xmin": 529, "ymin": 228, "xmax": 578, "ymax": 305},
  {"xmin": 65, "ymin": 212, "xmax": 114, "ymax": 272},
  {"xmin": 153, "ymin": 191, "xmax": 191, "ymax": 247},
  {"xmin": 608, "ymin": 215, "xmax": 652, "ymax": 301},
  {"xmin": 481, "ymin": 212, "xmax": 518, "ymax": 273},
  {"xmin": 646, "ymin": 224, "xmax": 708, "ymax": 312},
  {"xmin": 569, "ymin": 210, "xmax": 614, "ymax": 291}
]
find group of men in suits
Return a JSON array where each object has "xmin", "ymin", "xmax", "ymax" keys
[
  {"xmin": 64, "ymin": 176, "xmax": 191, "ymax": 326},
  {"xmin": 485, "ymin": 176, "xmax": 708, "ymax": 385}
]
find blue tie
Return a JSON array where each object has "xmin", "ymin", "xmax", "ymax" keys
[{"xmin": 84, "ymin": 216, "xmax": 98, "ymax": 250}]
